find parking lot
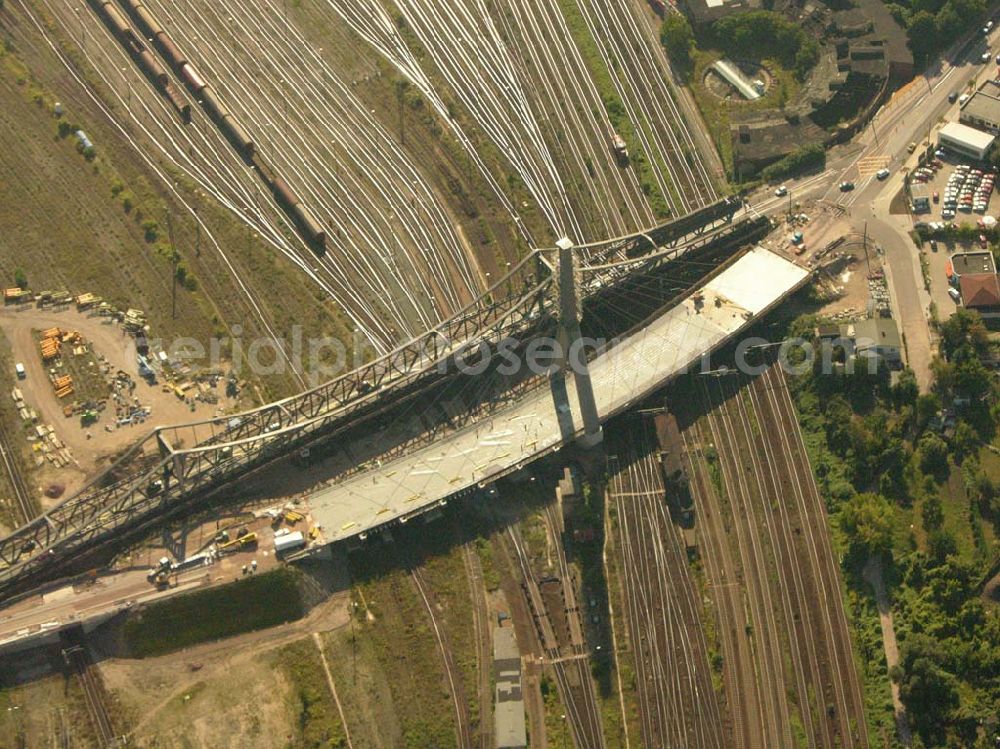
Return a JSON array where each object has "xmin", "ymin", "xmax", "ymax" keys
[{"xmin": 913, "ymin": 156, "xmax": 1000, "ymax": 221}]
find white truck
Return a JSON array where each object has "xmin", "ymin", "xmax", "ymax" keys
[{"xmin": 274, "ymin": 530, "xmax": 305, "ymax": 556}]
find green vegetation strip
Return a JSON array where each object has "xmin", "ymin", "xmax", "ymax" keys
[
  {"xmin": 276, "ymin": 638, "xmax": 349, "ymax": 749},
  {"xmin": 123, "ymin": 567, "xmax": 304, "ymax": 657},
  {"xmin": 785, "ymin": 309, "xmax": 1000, "ymax": 747},
  {"xmin": 554, "ymin": 0, "xmax": 672, "ymax": 218}
]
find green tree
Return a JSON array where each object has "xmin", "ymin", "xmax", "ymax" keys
[
  {"xmin": 906, "ymin": 11, "xmax": 939, "ymax": 65},
  {"xmin": 840, "ymin": 492, "xmax": 895, "ymax": 557},
  {"xmin": 918, "ymin": 434, "xmax": 949, "ymax": 480},
  {"xmin": 927, "ymin": 527, "xmax": 958, "ymax": 561},
  {"xmin": 660, "ymin": 14, "xmax": 695, "ymax": 67},
  {"xmin": 915, "ymin": 392, "xmax": 941, "ymax": 429},
  {"xmin": 898, "ymin": 634, "xmax": 960, "ymax": 744},
  {"xmin": 949, "ymin": 420, "xmax": 978, "ymax": 462},
  {"xmin": 892, "ymin": 368, "xmax": 919, "ymax": 409},
  {"xmin": 13, "ymin": 268, "xmax": 27, "ymax": 289},
  {"xmin": 922, "ymin": 496, "xmax": 944, "ymax": 531},
  {"xmin": 938, "ymin": 308, "xmax": 989, "ymax": 359}
]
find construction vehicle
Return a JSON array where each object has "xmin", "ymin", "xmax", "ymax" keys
[
  {"xmin": 217, "ymin": 532, "xmax": 257, "ymax": 553},
  {"xmin": 284, "ymin": 510, "xmax": 304, "ymax": 524}
]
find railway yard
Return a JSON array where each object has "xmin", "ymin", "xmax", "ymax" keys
[
  {"xmin": 0, "ymin": 0, "xmax": 961, "ymax": 745},
  {"xmin": 679, "ymin": 364, "xmax": 869, "ymax": 749}
]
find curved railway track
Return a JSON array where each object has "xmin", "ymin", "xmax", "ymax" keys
[{"xmin": 410, "ymin": 565, "xmax": 473, "ymax": 749}]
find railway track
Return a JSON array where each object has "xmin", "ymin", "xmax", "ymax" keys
[
  {"xmin": 409, "ymin": 565, "xmax": 473, "ymax": 749},
  {"xmin": 32, "ymin": 0, "xmax": 478, "ymax": 351},
  {"xmin": 506, "ymin": 525, "xmax": 606, "ymax": 749},
  {"xmin": 681, "ymin": 365, "xmax": 869, "ymax": 749},
  {"xmin": 63, "ymin": 644, "xmax": 115, "ymax": 747},
  {"xmin": 697, "ymin": 374, "xmax": 794, "ymax": 746},
  {"xmin": 755, "ymin": 364, "xmax": 869, "ymax": 748},
  {"xmin": 606, "ymin": 417, "xmax": 724, "ymax": 748},
  {"xmin": 461, "ymin": 542, "xmax": 494, "ymax": 749},
  {"xmin": 17, "ymin": 0, "xmax": 310, "ymax": 386},
  {"xmin": 0, "ymin": 416, "xmax": 33, "ymax": 525},
  {"xmin": 573, "ymin": 0, "xmax": 718, "ymax": 213}
]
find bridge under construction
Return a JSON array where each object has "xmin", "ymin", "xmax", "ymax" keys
[{"xmin": 0, "ymin": 200, "xmax": 811, "ymax": 605}]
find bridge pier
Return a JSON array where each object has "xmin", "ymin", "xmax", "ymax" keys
[{"xmin": 556, "ymin": 238, "xmax": 602, "ymax": 447}]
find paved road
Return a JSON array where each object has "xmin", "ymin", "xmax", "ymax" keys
[{"xmin": 746, "ymin": 30, "xmax": 1000, "ymax": 390}]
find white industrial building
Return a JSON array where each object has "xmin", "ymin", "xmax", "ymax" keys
[{"xmin": 938, "ymin": 121, "xmax": 996, "ymax": 161}]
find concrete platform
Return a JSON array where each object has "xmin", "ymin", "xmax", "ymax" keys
[{"xmin": 308, "ymin": 247, "xmax": 810, "ymax": 541}]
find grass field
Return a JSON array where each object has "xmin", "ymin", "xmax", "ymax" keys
[
  {"xmin": 276, "ymin": 638, "xmax": 349, "ymax": 748},
  {"xmin": 349, "ymin": 549, "xmax": 458, "ymax": 748},
  {"xmin": 122, "ymin": 567, "xmax": 305, "ymax": 657}
]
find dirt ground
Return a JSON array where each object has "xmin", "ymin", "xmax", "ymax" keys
[
  {"xmin": 757, "ymin": 205, "xmax": 878, "ymax": 317},
  {"xmin": 0, "ymin": 306, "xmax": 228, "ymax": 506},
  {"xmin": 111, "ymin": 650, "xmax": 299, "ymax": 749},
  {"xmin": 98, "ymin": 579, "xmax": 351, "ymax": 748}
]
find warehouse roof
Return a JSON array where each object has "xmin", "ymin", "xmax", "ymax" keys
[
  {"xmin": 962, "ymin": 80, "xmax": 1000, "ymax": 125},
  {"xmin": 939, "ymin": 121, "xmax": 996, "ymax": 151},
  {"xmin": 952, "ymin": 251, "xmax": 996, "ymax": 276}
]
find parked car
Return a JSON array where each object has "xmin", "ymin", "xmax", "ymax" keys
[{"xmin": 949, "ymin": 91, "xmax": 959, "ymax": 103}]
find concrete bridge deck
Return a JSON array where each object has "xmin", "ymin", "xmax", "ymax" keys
[{"xmin": 308, "ymin": 247, "xmax": 809, "ymax": 542}]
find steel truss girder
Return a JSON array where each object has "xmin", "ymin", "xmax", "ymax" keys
[
  {"xmin": 0, "ymin": 278, "xmax": 554, "ymax": 596},
  {"xmin": 0, "ymin": 208, "xmax": 748, "ymax": 600}
]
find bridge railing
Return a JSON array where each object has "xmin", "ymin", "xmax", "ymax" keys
[{"xmin": 0, "ymin": 201, "xmax": 745, "ymax": 599}]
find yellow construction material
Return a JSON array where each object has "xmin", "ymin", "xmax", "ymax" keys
[{"xmin": 217, "ymin": 532, "xmax": 257, "ymax": 551}]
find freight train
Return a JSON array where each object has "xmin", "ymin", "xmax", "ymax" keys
[
  {"xmin": 90, "ymin": 0, "xmax": 327, "ymax": 254},
  {"xmin": 90, "ymin": 0, "xmax": 189, "ymax": 121}
]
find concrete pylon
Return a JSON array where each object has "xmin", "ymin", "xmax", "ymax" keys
[{"xmin": 555, "ymin": 237, "xmax": 603, "ymax": 447}]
